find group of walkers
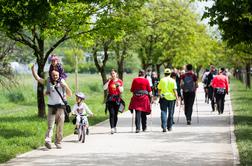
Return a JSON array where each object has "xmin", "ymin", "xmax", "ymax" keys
[
  {"xmin": 31, "ymin": 54, "xmax": 229, "ymax": 149},
  {"xmin": 202, "ymin": 65, "xmax": 229, "ymax": 115}
]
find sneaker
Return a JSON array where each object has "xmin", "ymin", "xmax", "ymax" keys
[
  {"xmin": 114, "ymin": 127, "xmax": 117, "ymax": 133},
  {"xmin": 111, "ymin": 128, "xmax": 114, "ymax": 134},
  {"xmin": 54, "ymin": 143, "xmax": 62, "ymax": 149},
  {"xmin": 162, "ymin": 128, "xmax": 167, "ymax": 132},
  {"xmin": 136, "ymin": 129, "xmax": 140, "ymax": 133},
  {"xmin": 86, "ymin": 128, "xmax": 89, "ymax": 135},
  {"xmin": 142, "ymin": 127, "xmax": 147, "ymax": 132},
  {"xmin": 168, "ymin": 128, "xmax": 172, "ymax": 131},
  {"xmin": 74, "ymin": 128, "xmax": 79, "ymax": 135},
  {"xmin": 187, "ymin": 121, "xmax": 191, "ymax": 125},
  {"xmin": 45, "ymin": 142, "xmax": 52, "ymax": 149}
]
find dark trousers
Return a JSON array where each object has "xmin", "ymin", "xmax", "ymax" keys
[
  {"xmin": 183, "ymin": 92, "xmax": 195, "ymax": 121},
  {"xmin": 135, "ymin": 110, "xmax": 147, "ymax": 130},
  {"xmin": 208, "ymin": 86, "xmax": 215, "ymax": 111},
  {"xmin": 215, "ymin": 93, "xmax": 226, "ymax": 114},
  {"xmin": 108, "ymin": 101, "xmax": 119, "ymax": 128}
]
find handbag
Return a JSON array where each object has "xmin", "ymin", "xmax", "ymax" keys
[{"xmin": 55, "ymin": 86, "xmax": 71, "ymax": 122}]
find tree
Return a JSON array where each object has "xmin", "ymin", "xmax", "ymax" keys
[
  {"xmin": 0, "ymin": 0, "xmax": 123, "ymax": 117},
  {"xmin": 202, "ymin": 0, "xmax": 252, "ymax": 88},
  {"xmin": 0, "ymin": 33, "xmax": 15, "ymax": 88}
]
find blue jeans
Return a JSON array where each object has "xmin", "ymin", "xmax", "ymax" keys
[{"xmin": 159, "ymin": 98, "xmax": 176, "ymax": 129}]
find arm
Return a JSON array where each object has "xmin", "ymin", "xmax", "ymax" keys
[
  {"xmin": 84, "ymin": 103, "xmax": 93, "ymax": 116},
  {"xmin": 31, "ymin": 64, "xmax": 45, "ymax": 85},
  {"xmin": 60, "ymin": 79, "xmax": 72, "ymax": 97},
  {"xmin": 103, "ymin": 80, "xmax": 109, "ymax": 90}
]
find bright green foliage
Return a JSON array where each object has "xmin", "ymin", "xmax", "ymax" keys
[
  {"xmin": 135, "ymin": 0, "xmax": 221, "ymax": 70},
  {"xmin": 202, "ymin": 0, "xmax": 252, "ymax": 46}
]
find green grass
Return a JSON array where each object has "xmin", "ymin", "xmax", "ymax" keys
[
  {"xmin": 0, "ymin": 73, "xmax": 135, "ymax": 163},
  {"xmin": 230, "ymin": 79, "xmax": 252, "ymax": 166}
]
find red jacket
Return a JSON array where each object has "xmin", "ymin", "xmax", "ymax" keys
[
  {"xmin": 129, "ymin": 77, "xmax": 152, "ymax": 113},
  {"xmin": 211, "ymin": 74, "xmax": 229, "ymax": 93}
]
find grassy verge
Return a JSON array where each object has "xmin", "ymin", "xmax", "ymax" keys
[
  {"xmin": 230, "ymin": 79, "xmax": 252, "ymax": 166},
  {"xmin": 0, "ymin": 73, "xmax": 135, "ymax": 163}
]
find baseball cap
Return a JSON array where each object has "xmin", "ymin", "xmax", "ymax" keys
[{"xmin": 164, "ymin": 68, "xmax": 171, "ymax": 74}]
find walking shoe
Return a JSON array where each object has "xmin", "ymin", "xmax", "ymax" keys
[
  {"xmin": 168, "ymin": 128, "xmax": 172, "ymax": 131},
  {"xmin": 162, "ymin": 128, "xmax": 167, "ymax": 132},
  {"xmin": 45, "ymin": 142, "xmax": 52, "ymax": 149},
  {"xmin": 143, "ymin": 127, "xmax": 147, "ymax": 132},
  {"xmin": 136, "ymin": 129, "xmax": 140, "ymax": 133},
  {"xmin": 54, "ymin": 143, "xmax": 62, "ymax": 149},
  {"xmin": 114, "ymin": 127, "xmax": 117, "ymax": 133},
  {"xmin": 111, "ymin": 128, "xmax": 115, "ymax": 134},
  {"xmin": 187, "ymin": 121, "xmax": 191, "ymax": 125}
]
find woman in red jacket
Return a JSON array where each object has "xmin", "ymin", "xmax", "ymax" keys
[
  {"xmin": 211, "ymin": 68, "xmax": 229, "ymax": 114},
  {"xmin": 129, "ymin": 69, "xmax": 152, "ymax": 133}
]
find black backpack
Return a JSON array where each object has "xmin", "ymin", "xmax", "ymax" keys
[{"xmin": 182, "ymin": 74, "xmax": 195, "ymax": 92}]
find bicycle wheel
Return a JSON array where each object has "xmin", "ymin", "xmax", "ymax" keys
[
  {"xmin": 81, "ymin": 126, "xmax": 86, "ymax": 143},
  {"xmin": 78, "ymin": 126, "xmax": 82, "ymax": 141}
]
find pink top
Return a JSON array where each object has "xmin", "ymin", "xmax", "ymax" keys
[{"xmin": 212, "ymin": 74, "xmax": 229, "ymax": 93}]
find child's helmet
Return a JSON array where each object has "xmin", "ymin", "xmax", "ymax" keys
[{"xmin": 75, "ymin": 92, "xmax": 86, "ymax": 100}]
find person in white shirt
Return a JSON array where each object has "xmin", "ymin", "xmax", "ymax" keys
[
  {"xmin": 31, "ymin": 64, "xmax": 72, "ymax": 149},
  {"xmin": 72, "ymin": 92, "xmax": 93, "ymax": 135}
]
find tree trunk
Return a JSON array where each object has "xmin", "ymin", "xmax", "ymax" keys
[
  {"xmin": 117, "ymin": 44, "xmax": 126, "ymax": 81},
  {"xmin": 245, "ymin": 63, "xmax": 251, "ymax": 89},
  {"xmin": 93, "ymin": 41, "xmax": 110, "ymax": 102},
  {"xmin": 156, "ymin": 64, "xmax": 161, "ymax": 79},
  {"xmin": 36, "ymin": 57, "xmax": 46, "ymax": 118}
]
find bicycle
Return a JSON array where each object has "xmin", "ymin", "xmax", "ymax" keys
[{"xmin": 78, "ymin": 114, "xmax": 89, "ymax": 143}]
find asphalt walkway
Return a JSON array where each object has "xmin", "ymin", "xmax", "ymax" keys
[{"xmin": 2, "ymin": 84, "xmax": 239, "ymax": 166}]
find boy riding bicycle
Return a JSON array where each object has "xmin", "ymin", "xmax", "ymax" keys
[{"xmin": 72, "ymin": 92, "xmax": 93, "ymax": 135}]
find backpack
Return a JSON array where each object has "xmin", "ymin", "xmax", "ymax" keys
[{"xmin": 182, "ymin": 74, "xmax": 195, "ymax": 92}]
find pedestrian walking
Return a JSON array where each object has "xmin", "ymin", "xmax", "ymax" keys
[
  {"xmin": 211, "ymin": 68, "xmax": 229, "ymax": 114},
  {"xmin": 31, "ymin": 64, "xmax": 72, "ymax": 149},
  {"xmin": 103, "ymin": 69, "xmax": 124, "ymax": 134},
  {"xmin": 180, "ymin": 64, "xmax": 198, "ymax": 125},
  {"xmin": 206, "ymin": 65, "xmax": 218, "ymax": 112},
  {"xmin": 202, "ymin": 68, "xmax": 210, "ymax": 103},
  {"xmin": 129, "ymin": 69, "xmax": 152, "ymax": 133},
  {"xmin": 158, "ymin": 69, "xmax": 178, "ymax": 132}
]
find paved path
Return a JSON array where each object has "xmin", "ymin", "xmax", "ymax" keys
[{"xmin": 2, "ymin": 84, "xmax": 239, "ymax": 166}]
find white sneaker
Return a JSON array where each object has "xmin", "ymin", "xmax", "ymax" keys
[{"xmin": 111, "ymin": 128, "xmax": 115, "ymax": 134}]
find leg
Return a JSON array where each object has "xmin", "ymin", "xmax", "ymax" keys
[
  {"xmin": 183, "ymin": 92, "xmax": 190, "ymax": 122},
  {"xmin": 160, "ymin": 98, "xmax": 168, "ymax": 130},
  {"xmin": 141, "ymin": 112, "xmax": 147, "ymax": 131},
  {"xmin": 55, "ymin": 108, "xmax": 65, "ymax": 146},
  {"xmin": 187, "ymin": 92, "xmax": 195, "ymax": 122},
  {"xmin": 220, "ymin": 94, "xmax": 226, "ymax": 114},
  {"xmin": 167, "ymin": 100, "xmax": 175, "ymax": 130},
  {"xmin": 135, "ymin": 110, "xmax": 141, "ymax": 132},
  {"xmin": 45, "ymin": 107, "xmax": 56, "ymax": 144},
  {"xmin": 114, "ymin": 104, "xmax": 119, "ymax": 128},
  {"xmin": 108, "ymin": 102, "xmax": 116, "ymax": 129}
]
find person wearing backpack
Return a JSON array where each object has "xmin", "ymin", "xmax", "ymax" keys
[
  {"xmin": 206, "ymin": 65, "xmax": 218, "ymax": 112},
  {"xmin": 180, "ymin": 64, "xmax": 198, "ymax": 125}
]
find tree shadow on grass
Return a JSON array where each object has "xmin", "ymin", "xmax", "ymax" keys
[
  {"xmin": 0, "ymin": 128, "xmax": 34, "ymax": 139},
  {"xmin": 0, "ymin": 115, "xmax": 44, "ymax": 123}
]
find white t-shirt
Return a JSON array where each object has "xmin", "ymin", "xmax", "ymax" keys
[
  {"xmin": 72, "ymin": 102, "xmax": 93, "ymax": 116},
  {"xmin": 47, "ymin": 79, "xmax": 66, "ymax": 105}
]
